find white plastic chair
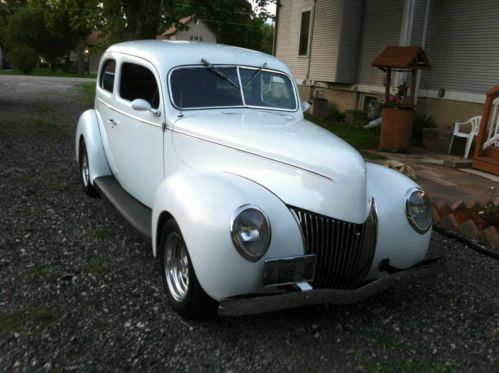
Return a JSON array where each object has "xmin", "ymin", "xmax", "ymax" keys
[{"xmin": 448, "ymin": 115, "xmax": 481, "ymax": 159}]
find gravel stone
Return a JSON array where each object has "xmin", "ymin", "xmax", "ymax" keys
[{"xmin": 0, "ymin": 76, "xmax": 498, "ymax": 372}]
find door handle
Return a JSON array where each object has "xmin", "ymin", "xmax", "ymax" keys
[{"xmin": 107, "ymin": 118, "xmax": 118, "ymax": 125}]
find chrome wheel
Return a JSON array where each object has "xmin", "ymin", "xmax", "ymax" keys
[
  {"xmin": 164, "ymin": 232, "xmax": 190, "ymax": 302},
  {"xmin": 81, "ymin": 149, "xmax": 90, "ymax": 188},
  {"xmin": 79, "ymin": 139, "xmax": 98, "ymax": 197}
]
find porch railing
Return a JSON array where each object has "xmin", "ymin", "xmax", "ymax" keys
[{"xmin": 474, "ymin": 85, "xmax": 499, "ymax": 158}]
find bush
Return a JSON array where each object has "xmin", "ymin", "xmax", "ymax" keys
[
  {"xmin": 325, "ymin": 109, "xmax": 346, "ymax": 123},
  {"xmin": 8, "ymin": 46, "xmax": 38, "ymax": 74},
  {"xmin": 412, "ymin": 111, "xmax": 437, "ymax": 145}
]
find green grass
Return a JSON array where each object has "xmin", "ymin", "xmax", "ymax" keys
[
  {"xmin": 0, "ymin": 67, "xmax": 96, "ymax": 79},
  {"xmin": 32, "ymin": 119, "xmax": 58, "ymax": 136},
  {"xmin": 32, "ymin": 119, "xmax": 56, "ymax": 128},
  {"xmin": 86, "ymin": 256, "xmax": 107, "ymax": 275},
  {"xmin": 305, "ymin": 113, "xmax": 380, "ymax": 149},
  {"xmin": 79, "ymin": 82, "xmax": 96, "ymax": 105},
  {"xmin": 0, "ymin": 306, "xmax": 56, "ymax": 335},
  {"xmin": 361, "ymin": 359, "xmax": 453, "ymax": 373},
  {"xmin": 33, "ymin": 265, "xmax": 56, "ymax": 279},
  {"xmin": 88, "ymin": 228, "xmax": 114, "ymax": 240}
]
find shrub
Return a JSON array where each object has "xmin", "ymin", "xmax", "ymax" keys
[
  {"xmin": 8, "ymin": 46, "xmax": 38, "ymax": 74},
  {"xmin": 325, "ymin": 109, "xmax": 346, "ymax": 123},
  {"xmin": 412, "ymin": 111, "xmax": 437, "ymax": 145}
]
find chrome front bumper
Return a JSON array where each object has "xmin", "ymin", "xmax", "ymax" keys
[{"xmin": 218, "ymin": 258, "xmax": 445, "ymax": 316}]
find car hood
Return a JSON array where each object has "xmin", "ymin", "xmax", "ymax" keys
[{"xmin": 172, "ymin": 111, "xmax": 369, "ymax": 223}]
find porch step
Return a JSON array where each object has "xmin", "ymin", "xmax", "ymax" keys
[{"xmin": 472, "ymin": 156, "xmax": 499, "ymax": 176}]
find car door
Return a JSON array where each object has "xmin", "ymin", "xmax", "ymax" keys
[
  {"xmin": 103, "ymin": 56, "xmax": 164, "ymax": 207},
  {"xmin": 95, "ymin": 55, "xmax": 119, "ymax": 174}
]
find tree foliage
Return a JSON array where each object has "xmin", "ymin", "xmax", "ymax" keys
[
  {"xmin": 1, "ymin": 0, "xmax": 276, "ymax": 74},
  {"xmin": 4, "ymin": 5, "xmax": 72, "ymax": 70},
  {"xmin": 7, "ymin": 45, "xmax": 37, "ymax": 73}
]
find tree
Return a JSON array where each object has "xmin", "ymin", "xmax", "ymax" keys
[
  {"xmin": 98, "ymin": 0, "xmax": 173, "ymax": 41},
  {"xmin": 168, "ymin": 0, "xmax": 271, "ymax": 52},
  {"xmin": 66, "ymin": 0, "xmax": 101, "ymax": 74},
  {"xmin": 4, "ymin": 5, "xmax": 73, "ymax": 71}
]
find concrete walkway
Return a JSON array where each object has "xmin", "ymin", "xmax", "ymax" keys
[{"xmin": 372, "ymin": 150, "xmax": 498, "ymax": 203}]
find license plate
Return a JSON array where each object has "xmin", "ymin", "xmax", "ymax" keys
[{"xmin": 263, "ymin": 254, "xmax": 316, "ymax": 287}]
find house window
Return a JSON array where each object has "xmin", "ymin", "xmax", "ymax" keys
[
  {"xmin": 100, "ymin": 59, "xmax": 116, "ymax": 93},
  {"xmin": 119, "ymin": 62, "xmax": 159, "ymax": 109},
  {"xmin": 299, "ymin": 10, "xmax": 311, "ymax": 56},
  {"xmin": 190, "ymin": 36, "xmax": 203, "ymax": 41}
]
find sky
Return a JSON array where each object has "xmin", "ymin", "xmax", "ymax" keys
[{"xmin": 252, "ymin": 0, "xmax": 276, "ymax": 19}]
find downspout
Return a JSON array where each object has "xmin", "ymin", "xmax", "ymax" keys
[
  {"xmin": 414, "ymin": 0, "xmax": 431, "ymax": 105},
  {"xmin": 272, "ymin": 0, "xmax": 280, "ymax": 56},
  {"xmin": 397, "ymin": 0, "xmax": 416, "ymax": 88},
  {"xmin": 306, "ymin": 0, "xmax": 318, "ymax": 100}
]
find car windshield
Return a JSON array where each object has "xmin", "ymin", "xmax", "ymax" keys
[{"xmin": 170, "ymin": 66, "xmax": 297, "ymax": 111}]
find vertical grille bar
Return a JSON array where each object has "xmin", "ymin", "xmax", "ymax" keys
[{"xmin": 290, "ymin": 205, "xmax": 377, "ymax": 289}]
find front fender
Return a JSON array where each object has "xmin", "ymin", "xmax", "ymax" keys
[
  {"xmin": 75, "ymin": 109, "xmax": 111, "ymax": 184},
  {"xmin": 151, "ymin": 171, "xmax": 304, "ymax": 300},
  {"xmin": 366, "ymin": 163, "xmax": 431, "ymax": 279}
]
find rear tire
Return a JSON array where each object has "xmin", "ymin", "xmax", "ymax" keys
[
  {"xmin": 79, "ymin": 139, "xmax": 98, "ymax": 197},
  {"xmin": 159, "ymin": 219, "xmax": 217, "ymax": 318}
]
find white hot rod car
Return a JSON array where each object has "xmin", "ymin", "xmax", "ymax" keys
[{"xmin": 76, "ymin": 40, "xmax": 443, "ymax": 317}]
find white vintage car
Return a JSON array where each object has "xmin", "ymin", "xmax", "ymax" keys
[{"xmin": 75, "ymin": 40, "xmax": 442, "ymax": 317}]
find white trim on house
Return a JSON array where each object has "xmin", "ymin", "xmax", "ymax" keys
[
  {"xmin": 418, "ymin": 89, "xmax": 485, "ymax": 104},
  {"xmin": 353, "ymin": 84, "xmax": 485, "ymax": 104}
]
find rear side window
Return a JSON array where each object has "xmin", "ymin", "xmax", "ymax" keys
[
  {"xmin": 119, "ymin": 63, "xmax": 159, "ymax": 109},
  {"xmin": 100, "ymin": 59, "xmax": 115, "ymax": 93}
]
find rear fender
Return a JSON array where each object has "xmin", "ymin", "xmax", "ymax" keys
[{"xmin": 75, "ymin": 109, "xmax": 112, "ymax": 184}]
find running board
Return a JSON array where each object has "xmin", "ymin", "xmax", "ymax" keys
[{"xmin": 94, "ymin": 176, "xmax": 152, "ymax": 244}]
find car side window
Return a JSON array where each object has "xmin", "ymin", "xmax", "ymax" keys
[
  {"xmin": 100, "ymin": 59, "xmax": 116, "ymax": 93},
  {"xmin": 119, "ymin": 62, "xmax": 159, "ymax": 109}
]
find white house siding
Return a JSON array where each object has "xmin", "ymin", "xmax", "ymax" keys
[
  {"xmin": 422, "ymin": 0, "xmax": 499, "ymax": 95},
  {"xmin": 356, "ymin": 0, "xmax": 404, "ymax": 87},
  {"xmin": 275, "ymin": 0, "xmax": 315, "ymax": 81},
  {"xmin": 175, "ymin": 20, "xmax": 217, "ymax": 43},
  {"xmin": 308, "ymin": 0, "xmax": 343, "ymax": 82},
  {"xmin": 335, "ymin": 0, "xmax": 364, "ymax": 84}
]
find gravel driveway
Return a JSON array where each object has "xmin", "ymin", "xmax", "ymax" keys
[{"xmin": 0, "ymin": 75, "xmax": 498, "ymax": 372}]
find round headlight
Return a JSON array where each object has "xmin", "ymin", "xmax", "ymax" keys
[
  {"xmin": 230, "ymin": 205, "xmax": 271, "ymax": 262},
  {"xmin": 405, "ymin": 188, "xmax": 432, "ymax": 233}
]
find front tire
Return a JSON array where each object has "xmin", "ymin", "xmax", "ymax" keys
[
  {"xmin": 159, "ymin": 219, "xmax": 217, "ymax": 318},
  {"xmin": 79, "ymin": 138, "xmax": 98, "ymax": 197}
]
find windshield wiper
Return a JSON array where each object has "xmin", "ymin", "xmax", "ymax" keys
[
  {"xmin": 244, "ymin": 62, "xmax": 267, "ymax": 88},
  {"xmin": 201, "ymin": 58, "xmax": 240, "ymax": 89}
]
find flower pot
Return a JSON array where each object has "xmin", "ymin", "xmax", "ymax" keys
[{"xmin": 380, "ymin": 107, "xmax": 414, "ymax": 152}]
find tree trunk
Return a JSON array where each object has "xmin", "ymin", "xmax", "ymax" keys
[
  {"xmin": 48, "ymin": 57, "xmax": 57, "ymax": 72},
  {"xmin": 76, "ymin": 37, "xmax": 86, "ymax": 76}
]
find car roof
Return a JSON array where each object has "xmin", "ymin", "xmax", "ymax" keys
[{"xmin": 106, "ymin": 40, "xmax": 292, "ymax": 77}]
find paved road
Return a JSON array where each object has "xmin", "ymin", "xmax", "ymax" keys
[{"xmin": 0, "ymin": 75, "xmax": 497, "ymax": 372}]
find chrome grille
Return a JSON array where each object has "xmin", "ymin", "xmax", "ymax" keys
[{"xmin": 289, "ymin": 204, "xmax": 377, "ymax": 289}]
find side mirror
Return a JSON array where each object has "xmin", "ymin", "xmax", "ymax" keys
[
  {"xmin": 301, "ymin": 100, "xmax": 311, "ymax": 113},
  {"xmin": 131, "ymin": 98, "xmax": 161, "ymax": 117}
]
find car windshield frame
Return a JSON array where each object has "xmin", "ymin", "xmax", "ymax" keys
[{"xmin": 168, "ymin": 64, "xmax": 299, "ymax": 112}]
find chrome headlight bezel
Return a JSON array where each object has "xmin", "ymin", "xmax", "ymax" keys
[
  {"xmin": 404, "ymin": 187, "xmax": 432, "ymax": 234},
  {"xmin": 230, "ymin": 204, "xmax": 271, "ymax": 262}
]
